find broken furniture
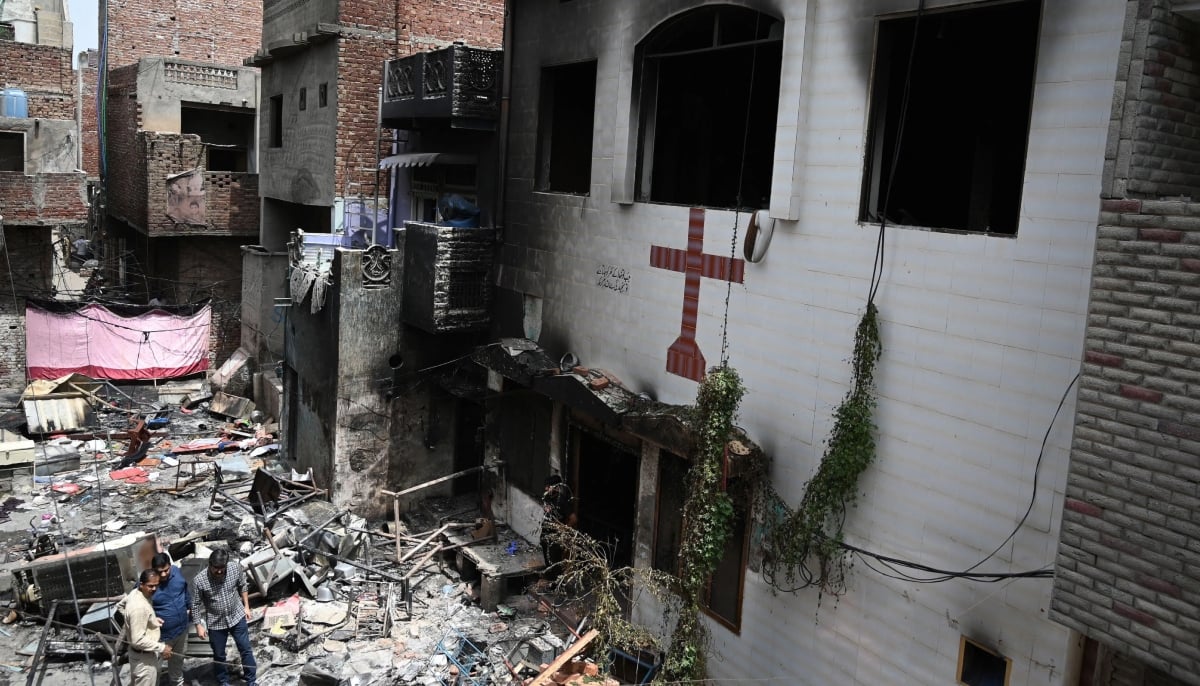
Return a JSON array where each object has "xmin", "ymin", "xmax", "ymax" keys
[
  {"xmin": 443, "ymin": 526, "xmax": 543, "ymax": 612},
  {"xmin": 12, "ymin": 531, "xmax": 158, "ymax": 614},
  {"xmin": 433, "ymin": 628, "xmax": 489, "ymax": 686}
]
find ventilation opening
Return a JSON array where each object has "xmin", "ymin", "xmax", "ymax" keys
[{"xmin": 957, "ymin": 636, "xmax": 1011, "ymax": 686}]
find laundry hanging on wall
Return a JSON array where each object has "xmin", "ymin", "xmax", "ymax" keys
[{"xmin": 25, "ymin": 300, "xmax": 212, "ymax": 380}]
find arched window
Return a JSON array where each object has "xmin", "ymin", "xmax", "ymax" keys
[{"xmin": 635, "ymin": 6, "xmax": 783, "ymax": 209}]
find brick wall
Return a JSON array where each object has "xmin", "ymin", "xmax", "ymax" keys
[
  {"xmin": 331, "ymin": 0, "xmax": 503, "ymax": 205},
  {"xmin": 1054, "ymin": 5, "xmax": 1200, "ymax": 684},
  {"xmin": 0, "ymin": 172, "xmax": 89, "ymax": 225},
  {"xmin": 178, "ymin": 237, "xmax": 245, "ymax": 369},
  {"xmin": 105, "ymin": 0, "xmax": 262, "ymax": 69},
  {"xmin": 0, "ymin": 226, "xmax": 57, "ymax": 390},
  {"xmin": 396, "ymin": 0, "xmax": 505, "ymax": 52},
  {"xmin": 0, "ymin": 39, "xmax": 76, "ymax": 120},
  {"xmin": 81, "ymin": 51, "xmax": 100, "ymax": 177},
  {"xmin": 1052, "ymin": 197, "xmax": 1200, "ymax": 684},
  {"xmin": 141, "ymin": 133, "xmax": 259, "ymax": 237},
  {"xmin": 105, "ymin": 64, "xmax": 146, "ymax": 227},
  {"xmin": 1105, "ymin": 0, "xmax": 1200, "ymax": 199}
]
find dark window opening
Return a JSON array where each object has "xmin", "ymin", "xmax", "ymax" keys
[
  {"xmin": 957, "ymin": 636, "xmax": 1011, "ymax": 686},
  {"xmin": 536, "ymin": 60, "xmax": 597, "ymax": 194},
  {"xmin": 860, "ymin": 0, "xmax": 1041, "ymax": 235},
  {"xmin": 636, "ymin": 6, "xmax": 782, "ymax": 209},
  {"xmin": 299, "ymin": 87, "xmax": 307, "ymax": 111},
  {"xmin": 0, "ymin": 131, "xmax": 23, "ymax": 172},
  {"xmin": 268, "ymin": 94, "xmax": 283, "ymax": 148},
  {"xmin": 182, "ymin": 104, "xmax": 255, "ymax": 172},
  {"xmin": 653, "ymin": 452, "xmax": 749, "ymax": 631},
  {"xmin": 318, "ymin": 83, "xmax": 328, "ymax": 108}
]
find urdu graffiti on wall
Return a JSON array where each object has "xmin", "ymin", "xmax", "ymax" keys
[
  {"xmin": 596, "ymin": 264, "xmax": 630, "ymax": 294},
  {"xmin": 165, "ymin": 170, "xmax": 206, "ymax": 225}
]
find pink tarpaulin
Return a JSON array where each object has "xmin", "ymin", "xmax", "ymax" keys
[{"xmin": 26, "ymin": 303, "xmax": 211, "ymax": 380}]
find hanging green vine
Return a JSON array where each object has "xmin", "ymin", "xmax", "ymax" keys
[
  {"xmin": 760, "ymin": 302, "xmax": 882, "ymax": 596},
  {"xmin": 661, "ymin": 365, "xmax": 745, "ymax": 682}
]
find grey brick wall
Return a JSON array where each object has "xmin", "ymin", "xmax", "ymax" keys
[
  {"xmin": 1052, "ymin": 194, "xmax": 1200, "ymax": 684},
  {"xmin": 1105, "ymin": 0, "xmax": 1200, "ymax": 200},
  {"xmin": 1054, "ymin": 5, "xmax": 1200, "ymax": 684}
]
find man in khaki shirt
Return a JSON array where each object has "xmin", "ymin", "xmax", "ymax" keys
[{"xmin": 123, "ymin": 569, "xmax": 173, "ymax": 686}]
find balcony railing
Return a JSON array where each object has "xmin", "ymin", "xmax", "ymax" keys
[{"xmin": 382, "ymin": 44, "xmax": 502, "ymax": 130}]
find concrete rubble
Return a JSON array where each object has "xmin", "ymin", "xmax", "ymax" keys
[{"xmin": 0, "ymin": 378, "xmax": 609, "ymax": 686}]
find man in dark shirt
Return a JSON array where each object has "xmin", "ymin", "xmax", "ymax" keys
[
  {"xmin": 190, "ymin": 550, "xmax": 256, "ymax": 686},
  {"xmin": 150, "ymin": 553, "xmax": 190, "ymax": 686}
]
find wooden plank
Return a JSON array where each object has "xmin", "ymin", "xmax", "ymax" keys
[
  {"xmin": 398, "ymin": 524, "xmax": 450, "ymax": 564},
  {"xmin": 527, "ymin": 629, "xmax": 600, "ymax": 686}
]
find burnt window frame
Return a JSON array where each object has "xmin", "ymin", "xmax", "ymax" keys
[
  {"xmin": 535, "ymin": 59, "xmax": 598, "ymax": 195},
  {"xmin": 318, "ymin": 83, "xmax": 328, "ymax": 108},
  {"xmin": 653, "ymin": 452, "xmax": 750, "ymax": 632},
  {"xmin": 0, "ymin": 131, "xmax": 24, "ymax": 172},
  {"xmin": 299, "ymin": 87, "xmax": 307, "ymax": 111},
  {"xmin": 859, "ymin": 0, "xmax": 1042, "ymax": 235},
  {"xmin": 633, "ymin": 5, "xmax": 783, "ymax": 210}
]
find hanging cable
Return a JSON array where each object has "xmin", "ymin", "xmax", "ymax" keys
[
  {"xmin": 719, "ymin": 15, "xmax": 764, "ymax": 366},
  {"xmin": 868, "ymin": 0, "xmax": 926, "ymax": 306}
]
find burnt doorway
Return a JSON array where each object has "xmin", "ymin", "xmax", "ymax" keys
[
  {"xmin": 452, "ymin": 400, "xmax": 484, "ymax": 495},
  {"xmin": 569, "ymin": 426, "xmax": 639, "ymax": 569}
]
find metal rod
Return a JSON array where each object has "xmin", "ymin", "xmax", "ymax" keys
[
  {"xmin": 26, "ymin": 600, "xmax": 57, "ymax": 686},
  {"xmin": 381, "ymin": 465, "xmax": 486, "ymax": 499},
  {"xmin": 294, "ymin": 542, "xmax": 407, "ymax": 584}
]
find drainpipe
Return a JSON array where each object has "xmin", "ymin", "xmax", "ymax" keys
[
  {"xmin": 76, "ymin": 52, "xmax": 84, "ymax": 171},
  {"xmin": 495, "ymin": 0, "xmax": 514, "ymax": 236}
]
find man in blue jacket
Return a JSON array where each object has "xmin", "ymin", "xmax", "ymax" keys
[{"xmin": 150, "ymin": 553, "xmax": 191, "ymax": 686}]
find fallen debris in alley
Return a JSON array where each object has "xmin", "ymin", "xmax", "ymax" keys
[{"xmin": 0, "ymin": 377, "xmax": 621, "ymax": 685}]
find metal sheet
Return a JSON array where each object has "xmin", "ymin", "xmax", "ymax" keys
[{"xmin": 24, "ymin": 397, "xmax": 93, "ymax": 434}]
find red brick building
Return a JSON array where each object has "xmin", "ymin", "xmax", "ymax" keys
[
  {"xmin": 100, "ymin": 0, "xmax": 263, "ymax": 372},
  {"xmin": 246, "ymin": 0, "xmax": 503, "ymax": 512},
  {"xmin": 0, "ymin": 0, "xmax": 89, "ymax": 389}
]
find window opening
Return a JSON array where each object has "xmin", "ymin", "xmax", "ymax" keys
[
  {"xmin": 319, "ymin": 83, "xmax": 328, "ymax": 108},
  {"xmin": 268, "ymin": 94, "xmax": 283, "ymax": 148},
  {"xmin": 635, "ymin": 6, "xmax": 782, "ymax": 209},
  {"xmin": 860, "ymin": 0, "xmax": 1041, "ymax": 234},
  {"xmin": 653, "ymin": 452, "xmax": 749, "ymax": 631},
  {"xmin": 957, "ymin": 636, "xmax": 1012, "ymax": 686},
  {"xmin": 0, "ymin": 131, "xmax": 23, "ymax": 172},
  {"xmin": 299, "ymin": 87, "xmax": 307, "ymax": 111},
  {"xmin": 181, "ymin": 104, "xmax": 254, "ymax": 172},
  {"xmin": 536, "ymin": 60, "xmax": 597, "ymax": 194},
  {"xmin": 410, "ymin": 165, "xmax": 477, "ymax": 223}
]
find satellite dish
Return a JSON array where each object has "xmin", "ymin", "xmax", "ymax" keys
[{"xmin": 744, "ymin": 209, "xmax": 775, "ymax": 264}]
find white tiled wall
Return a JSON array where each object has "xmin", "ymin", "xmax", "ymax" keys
[{"xmin": 505, "ymin": 0, "xmax": 1126, "ymax": 683}]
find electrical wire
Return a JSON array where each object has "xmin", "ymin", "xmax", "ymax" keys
[{"xmin": 868, "ymin": 0, "xmax": 926, "ymax": 306}]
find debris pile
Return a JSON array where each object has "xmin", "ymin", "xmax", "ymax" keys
[{"xmin": 0, "ymin": 377, "xmax": 620, "ymax": 685}]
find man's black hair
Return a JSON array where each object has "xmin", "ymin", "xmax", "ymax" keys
[
  {"xmin": 151, "ymin": 552, "xmax": 171, "ymax": 569},
  {"xmin": 139, "ymin": 569, "xmax": 160, "ymax": 583},
  {"xmin": 209, "ymin": 549, "xmax": 230, "ymax": 568}
]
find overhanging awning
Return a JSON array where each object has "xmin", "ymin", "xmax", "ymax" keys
[
  {"xmin": 379, "ymin": 152, "xmax": 477, "ymax": 169},
  {"xmin": 470, "ymin": 338, "xmax": 766, "ymax": 470}
]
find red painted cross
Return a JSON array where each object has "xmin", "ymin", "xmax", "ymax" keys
[{"xmin": 649, "ymin": 208, "xmax": 745, "ymax": 382}]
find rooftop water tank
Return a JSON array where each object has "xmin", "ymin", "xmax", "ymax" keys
[{"xmin": 1, "ymin": 88, "xmax": 29, "ymax": 118}]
